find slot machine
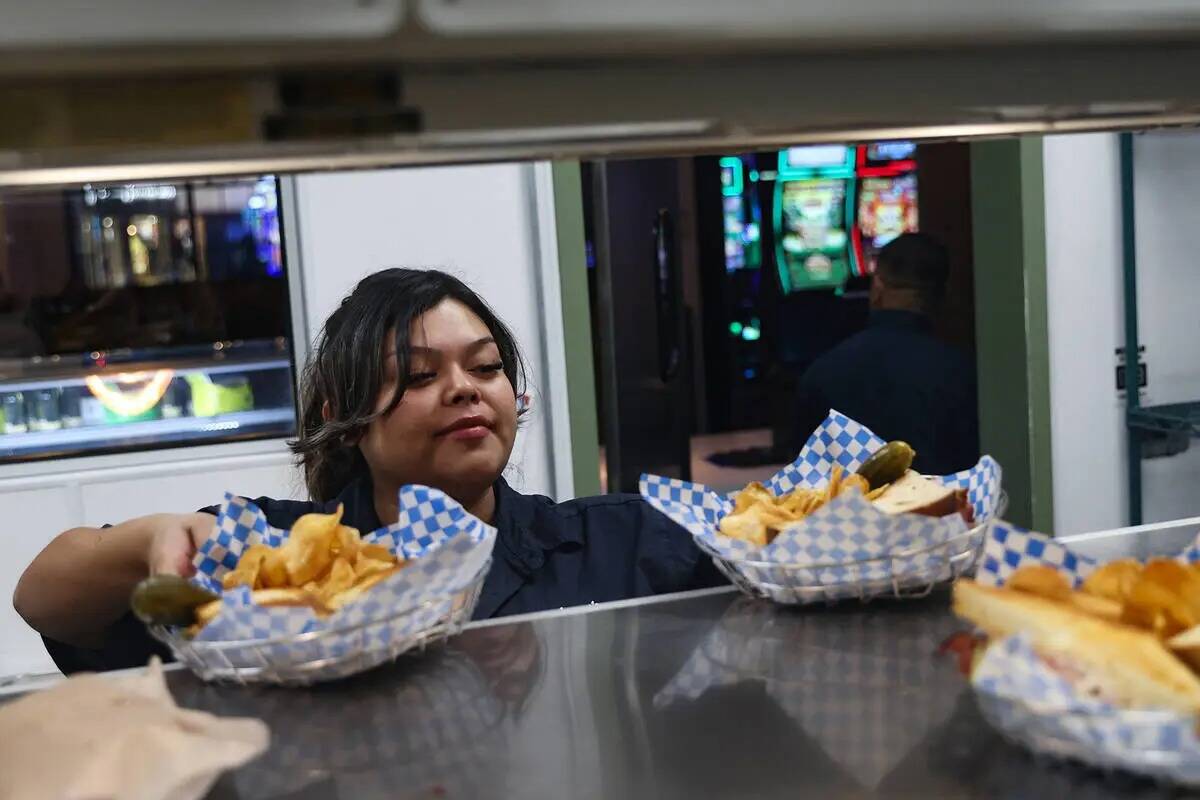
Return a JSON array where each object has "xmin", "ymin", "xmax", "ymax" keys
[
  {"xmin": 852, "ymin": 141, "xmax": 919, "ymax": 275},
  {"xmin": 772, "ymin": 145, "xmax": 857, "ymax": 293}
]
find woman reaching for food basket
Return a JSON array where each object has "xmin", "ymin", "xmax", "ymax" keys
[{"xmin": 14, "ymin": 268, "xmax": 725, "ymax": 674}]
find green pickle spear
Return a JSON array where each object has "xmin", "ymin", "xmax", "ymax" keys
[
  {"xmin": 856, "ymin": 441, "xmax": 916, "ymax": 490},
  {"xmin": 130, "ymin": 575, "xmax": 219, "ymax": 627}
]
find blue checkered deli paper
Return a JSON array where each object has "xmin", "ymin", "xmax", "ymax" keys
[
  {"xmin": 640, "ymin": 410, "xmax": 1004, "ymax": 604},
  {"xmin": 970, "ymin": 521, "xmax": 1200, "ymax": 784},
  {"xmin": 152, "ymin": 484, "xmax": 495, "ymax": 685}
]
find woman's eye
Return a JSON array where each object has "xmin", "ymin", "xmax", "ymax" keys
[
  {"xmin": 406, "ymin": 372, "xmax": 437, "ymax": 385},
  {"xmin": 473, "ymin": 362, "xmax": 505, "ymax": 375}
]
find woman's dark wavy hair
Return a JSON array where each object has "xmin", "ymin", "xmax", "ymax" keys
[{"xmin": 290, "ymin": 268, "xmax": 527, "ymax": 501}]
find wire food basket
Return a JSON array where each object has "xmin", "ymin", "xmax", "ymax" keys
[
  {"xmin": 698, "ymin": 493, "xmax": 1008, "ymax": 605},
  {"xmin": 974, "ymin": 690, "xmax": 1200, "ymax": 784},
  {"xmin": 150, "ymin": 559, "xmax": 490, "ymax": 686}
]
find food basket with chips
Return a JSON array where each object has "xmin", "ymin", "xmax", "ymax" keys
[
  {"xmin": 138, "ymin": 485, "xmax": 495, "ymax": 686},
  {"xmin": 955, "ymin": 523, "xmax": 1200, "ymax": 785},
  {"xmin": 640, "ymin": 411, "xmax": 1004, "ymax": 605}
]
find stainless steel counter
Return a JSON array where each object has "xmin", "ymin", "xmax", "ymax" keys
[
  {"xmin": 166, "ymin": 582, "xmax": 1186, "ymax": 799},
  {"xmin": 9, "ymin": 520, "xmax": 1198, "ymax": 799}
]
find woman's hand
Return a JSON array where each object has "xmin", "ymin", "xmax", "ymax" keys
[
  {"xmin": 146, "ymin": 513, "xmax": 217, "ymax": 577},
  {"xmin": 15, "ymin": 512, "xmax": 218, "ymax": 648}
]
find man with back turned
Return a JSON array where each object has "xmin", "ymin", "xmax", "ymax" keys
[{"xmin": 793, "ymin": 233, "xmax": 979, "ymax": 475}]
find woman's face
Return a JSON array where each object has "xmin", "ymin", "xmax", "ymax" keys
[{"xmin": 358, "ymin": 298, "xmax": 518, "ymax": 502}]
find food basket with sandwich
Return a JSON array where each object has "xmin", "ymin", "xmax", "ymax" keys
[
  {"xmin": 948, "ymin": 523, "xmax": 1200, "ymax": 784},
  {"xmin": 130, "ymin": 485, "xmax": 495, "ymax": 686},
  {"xmin": 640, "ymin": 410, "xmax": 1004, "ymax": 604}
]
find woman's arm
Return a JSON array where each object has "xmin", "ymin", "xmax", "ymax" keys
[{"xmin": 13, "ymin": 513, "xmax": 215, "ymax": 649}]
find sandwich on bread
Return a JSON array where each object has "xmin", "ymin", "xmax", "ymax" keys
[
  {"xmin": 952, "ymin": 578, "xmax": 1200, "ymax": 714},
  {"xmin": 873, "ymin": 470, "xmax": 972, "ymax": 522}
]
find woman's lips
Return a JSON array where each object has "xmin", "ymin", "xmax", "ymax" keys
[
  {"xmin": 445, "ymin": 425, "xmax": 491, "ymax": 442},
  {"xmin": 437, "ymin": 416, "xmax": 493, "ymax": 441}
]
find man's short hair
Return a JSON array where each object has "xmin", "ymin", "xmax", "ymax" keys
[{"xmin": 875, "ymin": 233, "xmax": 949, "ymax": 298}]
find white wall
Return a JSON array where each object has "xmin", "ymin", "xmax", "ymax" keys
[
  {"xmin": 1129, "ymin": 132, "xmax": 1200, "ymax": 523},
  {"xmin": 0, "ymin": 443, "xmax": 297, "ymax": 677},
  {"xmin": 1044, "ymin": 130, "xmax": 1200, "ymax": 535},
  {"xmin": 292, "ymin": 162, "xmax": 570, "ymax": 501},
  {"xmin": 1043, "ymin": 133, "xmax": 1128, "ymax": 535}
]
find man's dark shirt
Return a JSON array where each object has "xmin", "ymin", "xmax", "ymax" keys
[{"xmin": 794, "ymin": 309, "xmax": 979, "ymax": 475}]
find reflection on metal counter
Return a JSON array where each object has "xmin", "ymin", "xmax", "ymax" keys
[{"xmin": 147, "ymin": 582, "xmax": 1177, "ymax": 800}]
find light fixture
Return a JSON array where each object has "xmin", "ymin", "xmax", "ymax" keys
[{"xmin": 84, "ymin": 370, "xmax": 175, "ymax": 417}]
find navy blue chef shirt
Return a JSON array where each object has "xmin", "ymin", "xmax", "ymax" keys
[{"xmin": 43, "ymin": 476, "xmax": 726, "ymax": 674}]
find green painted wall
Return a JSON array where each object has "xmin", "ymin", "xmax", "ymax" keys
[
  {"xmin": 551, "ymin": 161, "xmax": 602, "ymax": 497},
  {"xmin": 970, "ymin": 138, "xmax": 1054, "ymax": 532}
]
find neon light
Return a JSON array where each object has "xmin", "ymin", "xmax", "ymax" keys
[
  {"xmin": 749, "ymin": 170, "xmax": 760, "ymax": 182},
  {"xmin": 844, "ymin": 177, "xmax": 857, "ymax": 285},
  {"xmin": 772, "ymin": 177, "xmax": 791, "ymax": 294},
  {"xmin": 858, "ymin": 160, "xmax": 917, "ymax": 178},
  {"xmin": 719, "ymin": 157, "xmax": 744, "ymax": 197},
  {"xmin": 742, "ymin": 326, "xmax": 761, "ymax": 341},
  {"xmin": 729, "ymin": 321, "xmax": 744, "ymax": 335},
  {"xmin": 778, "ymin": 145, "xmax": 855, "ymax": 179},
  {"xmin": 868, "ymin": 141, "xmax": 917, "ymax": 161},
  {"xmin": 851, "ymin": 221, "xmax": 867, "ymax": 277},
  {"xmin": 84, "ymin": 370, "xmax": 174, "ymax": 417}
]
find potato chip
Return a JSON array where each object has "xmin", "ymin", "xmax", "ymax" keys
[
  {"xmin": 733, "ymin": 482, "xmax": 773, "ymax": 513},
  {"xmin": 840, "ymin": 474, "xmax": 870, "ymax": 497},
  {"xmin": 358, "ymin": 543, "xmax": 395, "ymax": 564},
  {"xmin": 194, "ymin": 600, "xmax": 223, "ymax": 627},
  {"xmin": 781, "ymin": 488, "xmax": 819, "ymax": 515},
  {"xmin": 719, "ymin": 468, "xmax": 904, "ymax": 547},
  {"xmin": 332, "ymin": 525, "xmax": 362, "ymax": 561},
  {"xmin": 1082, "ymin": 558, "xmax": 1143, "ymax": 603},
  {"xmin": 327, "ymin": 565, "xmax": 403, "ymax": 610},
  {"xmin": 1007, "ymin": 565, "xmax": 1073, "ymax": 601},
  {"xmin": 1120, "ymin": 560, "xmax": 1200, "ymax": 638},
  {"xmin": 185, "ymin": 599, "xmax": 225, "ymax": 638},
  {"xmin": 719, "ymin": 509, "xmax": 770, "ymax": 548},
  {"xmin": 284, "ymin": 505, "xmax": 344, "ymax": 585},
  {"xmin": 317, "ymin": 557, "xmax": 358, "ymax": 605},
  {"xmin": 827, "ymin": 465, "xmax": 844, "ymax": 503},
  {"xmin": 259, "ymin": 549, "xmax": 290, "ymax": 589},
  {"xmin": 353, "ymin": 554, "xmax": 399, "ymax": 580},
  {"xmin": 188, "ymin": 508, "xmax": 412, "ymax": 635},
  {"xmin": 222, "ymin": 544, "xmax": 272, "ymax": 591},
  {"xmin": 250, "ymin": 588, "xmax": 331, "ymax": 616}
]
